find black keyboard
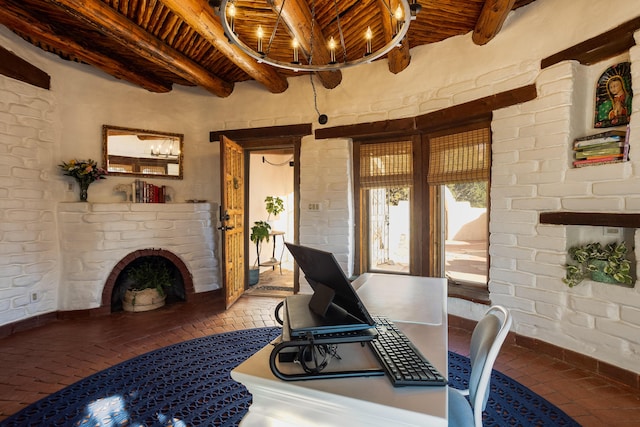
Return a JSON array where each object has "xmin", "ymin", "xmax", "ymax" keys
[{"xmin": 368, "ymin": 316, "xmax": 447, "ymax": 387}]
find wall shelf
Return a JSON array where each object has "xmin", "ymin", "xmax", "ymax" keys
[{"xmin": 540, "ymin": 212, "xmax": 640, "ymax": 228}]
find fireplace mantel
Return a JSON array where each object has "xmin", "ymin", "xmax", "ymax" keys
[
  {"xmin": 56, "ymin": 201, "xmax": 220, "ymax": 311},
  {"xmin": 540, "ymin": 212, "xmax": 640, "ymax": 228}
]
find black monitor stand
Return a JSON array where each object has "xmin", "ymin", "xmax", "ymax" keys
[{"xmin": 308, "ymin": 280, "xmax": 336, "ymax": 318}]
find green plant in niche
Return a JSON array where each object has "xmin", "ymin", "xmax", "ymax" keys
[
  {"xmin": 265, "ymin": 196, "xmax": 285, "ymax": 220},
  {"xmin": 126, "ymin": 258, "xmax": 173, "ymax": 297},
  {"xmin": 563, "ymin": 242, "xmax": 633, "ymax": 287}
]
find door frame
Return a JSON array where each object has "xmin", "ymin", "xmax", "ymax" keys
[{"xmin": 210, "ymin": 124, "xmax": 309, "ymax": 293}]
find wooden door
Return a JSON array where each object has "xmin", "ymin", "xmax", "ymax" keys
[{"xmin": 219, "ymin": 136, "xmax": 245, "ymax": 308}]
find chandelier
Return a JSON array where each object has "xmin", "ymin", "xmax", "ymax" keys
[
  {"xmin": 150, "ymin": 139, "xmax": 180, "ymax": 158},
  {"xmin": 216, "ymin": 0, "xmax": 420, "ymax": 72}
]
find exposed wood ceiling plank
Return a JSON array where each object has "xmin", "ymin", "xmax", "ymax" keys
[
  {"xmin": 268, "ymin": 0, "xmax": 342, "ymax": 89},
  {"xmin": 472, "ymin": 0, "xmax": 516, "ymax": 45},
  {"xmin": 45, "ymin": 0, "xmax": 234, "ymax": 97},
  {"xmin": 0, "ymin": 3, "xmax": 171, "ymax": 93},
  {"xmin": 160, "ymin": 0, "xmax": 289, "ymax": 93}
]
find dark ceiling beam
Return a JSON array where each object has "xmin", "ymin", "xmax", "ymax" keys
[
  {"xmin": 0, "ymin": 3, "xmax": 171, "ymax": 93},
  {"xmin": 541, "ymin": 16, "xmax": 640, "ymax": 69},
  {"xmin": 210, "ymin": 123, "xmax": 312, "ymax": 142},
  {"xmin": 44, "ymin": 0, "xmax": 234, "ymax": 97},
  {"xmin": 472, "ymin": 0, "xmax": 516, "ymax": 45},
  {"xmin": 315, "ymin": 84, "xmax": 537, "ymax": 140},
  {"xmin": 161, "ymin": 0, "xmax": 290, "ymax": 94},
  {"xmin": 0, "ymin": 45, "xmax": 50, "ymax": 90},
  {"xmin": 268, "ymin": 0, "xmax": 342, "ymax": 89},
  {"xmin": 415, "ymin": 83, "xmax": 536, "ymax": 131}
]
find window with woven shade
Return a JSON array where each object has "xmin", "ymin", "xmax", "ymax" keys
[
  {"xmin": 427, "ymin": 127, "xmax": 490, "ymax": 185},
  {"xmin": 427, "ymin": 125, "xmax": 491, "ymax": 300},
  {"xmin": 358, "ymin": 140, "xmax": 413, "ymax": 274},
  {"xmin": 360, "ymin": 141, "xmax": 413, "ymax": 189}
]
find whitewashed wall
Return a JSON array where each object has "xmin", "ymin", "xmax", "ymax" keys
[
  {"xmin": 0, "ymin": 61, "xmax": 60, "ymax": 323},
  {"xmin": 1, "ymin": 0, "xmax": 640, "ymax": 372}
]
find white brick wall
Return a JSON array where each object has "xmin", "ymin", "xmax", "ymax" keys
[
  {"xmin": 2, "ymin": 0, "xmax": 640, "ymax": 375},
  {"xmin": 56, "ymin": 202, "xmax": 220, "ymax": 310},
  {"xmin": 489, "ymin": 57, "xmax": 640, "ymax": 373},
  {"xmin": 0, "ymin": 73, "xmax": 59, "ymax": 325},
  {"xmin": 299, "ymin": 137, "xmax": 354, "ymax": 275}
]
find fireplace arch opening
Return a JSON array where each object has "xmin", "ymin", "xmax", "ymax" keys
[{"xmin": 102, "ymin": 249, "xmax": 194, "ymax": 312}]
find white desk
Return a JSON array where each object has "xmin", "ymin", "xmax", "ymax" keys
[{"xmin": 231, "ymin": 274, "xmax": 448, "ymax": 426}]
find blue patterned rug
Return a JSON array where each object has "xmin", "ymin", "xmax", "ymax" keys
[{"xmin": 1, "ymin": 327, "xmax": 579, "ymax": 427}]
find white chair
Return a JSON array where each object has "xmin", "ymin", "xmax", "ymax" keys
[{"xmin": 448, "ymin": 305, "xmax": 512, "ymax": 427}]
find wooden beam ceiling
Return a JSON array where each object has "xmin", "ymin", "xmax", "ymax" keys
[
  {"xmin": 46, "ymin": 0, "xmax": 234, "ymax": 97},
  {"xmin": 160, "ymin": 0, "xmax": 289, "ymax": 93},
  {"xmin": 473, "ymin": 0, "xmax": 517, "ymax": 45},
  {"xmin": 268, "ymin": 0, "xmax": 342, "ymax": 89},
  {"xmin": 0, "ymin": 4, "xmax": 171, "ymax": 93},
  {"xmin": 0, "ymin": 0, "xmax": 538, "ymax": 95}
]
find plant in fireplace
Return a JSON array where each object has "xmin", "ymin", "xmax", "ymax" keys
[{"xmin": 122, "ymin": 257, "xmax": 174, "ymax": 311}]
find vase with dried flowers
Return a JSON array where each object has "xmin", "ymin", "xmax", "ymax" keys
[{"xmin": 59, "ymin": 159, "xmax": 108, "ymax": 201}]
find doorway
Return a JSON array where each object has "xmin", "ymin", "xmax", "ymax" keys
[{"xmin": 245, "ymin": 148, "xmax": 296, "ymax": 297}]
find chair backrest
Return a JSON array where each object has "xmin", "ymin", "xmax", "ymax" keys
[{"xmin": 468, "ymin": 305, "xmax": 512, "ymax": 426}]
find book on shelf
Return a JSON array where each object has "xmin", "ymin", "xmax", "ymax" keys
[
  {"xmin": 573, "ymin": 154, "xmax": 624, "ymax": 168},
  {"xmin": 572, "ymin": 125, "xmax": 630, "ymax": 167},
  {"xmin": 574, "ymin": 145, "xmax": 625, "ymax": 159},
  {"xmin": 623, "ymin": 124, "xmax": 631, "ymax": 161},
  {"xmin": 132, "ymin": 179, "xmax": 166, "ymax": 203},
  {"xmin": 574, "ymin": 136, "xmax": 626, "ymax": 149},
  {"xmin": 574, "ymin": 129, "xmax": 627, "ymax": 142}
]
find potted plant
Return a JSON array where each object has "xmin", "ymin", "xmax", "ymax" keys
[
  {"xmin": 563, "ymin": 242, "xmax": 634, "ymax": 287},
  {"xmin": 249, "ymin": 221, "xmax": 272, "ymax": 285},
  {"xmin": 265, "ymin": 196, "xmax": 285, "ymax": 221},
  {"xmin": 122, "ymin": 258, "xmax": 173, "ymax": 311}
]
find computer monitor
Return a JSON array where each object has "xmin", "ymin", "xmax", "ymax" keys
[{"xmin": 285, "ymin": 242, "xmax": 375, "ymax": 326}]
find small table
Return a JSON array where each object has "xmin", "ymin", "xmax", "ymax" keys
[
  {"xmin": 257, "ymin": 231, "xmax": 285, "ymax": 274},
  {"xmin": 232, "ymin": 273, "xmax": 448, "ymax": 426}
]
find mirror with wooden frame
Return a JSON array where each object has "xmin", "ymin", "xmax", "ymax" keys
[{"xmin": 102, "ymin": 125, "xmax": 184, "ymax": 179}]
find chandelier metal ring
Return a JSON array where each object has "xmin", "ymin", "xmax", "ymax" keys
[{"xmin": 216, "ymin": 0, "xmax": 413, "ymax": 72}]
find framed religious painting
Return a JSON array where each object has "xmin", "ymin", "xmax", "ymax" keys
[{"xmin": 594, "ymin": 62, "xmax": 633, "ymax": 128}]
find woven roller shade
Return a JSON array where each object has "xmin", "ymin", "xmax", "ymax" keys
[
  {"xmin": 360, "ymin": 141, "xmax": 413, "ymax": 189},
  {"xmin": 427, "ymin": 127, "xmax": 490, "ymax": 185}
]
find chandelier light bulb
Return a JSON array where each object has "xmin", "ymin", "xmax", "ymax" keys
[
  {"xmin": 365, "ymin": 26, "xmax": 373, "ymax": 56},
  {"xmin": 257, "ymin": 25, "xmax": 264, "ymax": 54},
  {"xmin": 227, "ymin": 3, "xmax": 235, "ymax": 32},
  {"xmin": 292, "ymin": 38, "xmax": 300, "ymax": 63},
  {"xmin": 395, "ymin": 5, "xmax": 404, "ymax": 34},
  {"xmin": 328, "ymin": 36, "xmax": 337, "ymax": 63}
]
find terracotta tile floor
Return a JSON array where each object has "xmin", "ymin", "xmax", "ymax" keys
[{"xmin": 1, "ymin": 293, "xmax": 639, "ymax": 426}]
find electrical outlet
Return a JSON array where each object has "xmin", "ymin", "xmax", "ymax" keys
[
  {"xmin": 308, "ymin": 203, "xmax": 320, "ymax": 211},
  {"xmin": 31, "ymin": 292, "xmax": 39, "ymax": 302},
  {"xmin": 604, "ymin": 227, "xmax": 621, "ymax": 235},
  {"xmin": 67, "ymin": 182, "xmax": 73, "ymax": 191}
]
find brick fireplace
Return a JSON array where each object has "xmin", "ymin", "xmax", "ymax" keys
[
  {"xmin": 57, "ymin": 202, "xmax": 220, "ymax": 313},
  {"xmin": 103, "ymin": 248, "xmax": 194, "ymax": 312}
]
